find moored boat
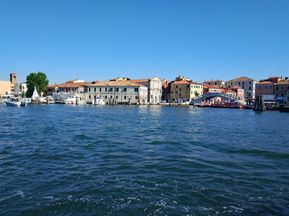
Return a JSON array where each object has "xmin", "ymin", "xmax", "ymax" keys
[{"xmin": 3, "ymin": 97, "xmax": 26, "ymax": 107}]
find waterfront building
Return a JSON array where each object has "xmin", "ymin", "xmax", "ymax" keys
[
  {"xmin": 161, "ymin": 80, "xmax": 172, "ymax": 102},
  {"xmin": 190, "ymin": 82, "xmax": 203, "ymax": 98},
  {"xmin": 0, "ymin": 80, "xmax": 12, "ymax": 96},
  {"xmin": 85, "ymin": 80, "xmax": 148, "ymax": 105},
  {"xmin": 48, "ymin": 80, "xmax": 91, "ymax": 101},
  {"xmin": 131, "ymin": 77, "xmax": 162, "ymax": 104},
  {"xmin": 0, "ymin": 73, "xmax": 17, "ymax": 96},
  {"xmin": 226, "ymin": 76, "xmax": 256, "ymax": 101},
  {"xmin": 170, "ymin": 76, "xmax": 203, "ymax": 102},
  {"xmin": 255, "ymin": 81, "xmax": 275, "ymax": 101},
  {"xmin": 274, "ymin": 79, "xmax": 289, "ymax": 103},
  {"xmin": 256, "ymin": 76, "xmax": 288, "ymax": 102}
]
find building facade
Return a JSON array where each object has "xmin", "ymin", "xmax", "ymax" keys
[
  {"xmin": 255, "ymin": 81, "xmax": 275, "ymax": 101},
  {"xmin": 131, "ymin": 77, "xmax": 162, "ymax": 104},
  {"xmin": 203, "ymin": 79, "xmax": 225, "ymax": 86},
  {"xmin": 48, "ymin": 80, "xmax": 91, "ymax": 102},
  {"xmin": 0, "ymin": 73, "xmax": 17, "ymax": 96},
  {"xmin": 170, "ymin": 78, "xmax": 203, "ymax": 102},
  {"xmin": 226, "ymin": 76, "xmax": 256, "ymax": 101},
  {"xmin": 85, "ymin": 81, "xmax": 148, "ymax": 105},
  {"xmin": 274, "ymin": 80, "xmax": 289, "ymax": 103},
  {"xmin": 190, "ymin": 82, "xmax": 203, "ymax": 98}
]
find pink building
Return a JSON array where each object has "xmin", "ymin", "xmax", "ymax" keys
[{"xmin": 255, "ymin": 81, "xmax": 274, "ymax": 96}]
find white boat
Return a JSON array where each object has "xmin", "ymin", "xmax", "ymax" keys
[
  {"xmin": 64, "ymin": 96, "xmax": 77, "ymax": 104},
  {"xmin": 4, "ymin": 97, "xmax": 25, "ymax": 107},
  {"xmin": 64, "ymin": 96, "xmax": 85, "ymax": 105},
  {"xmin": 31, "ymin": 87, "xmax": 53, "ymax": 104},
  {"xmin": 93, "ymin": 97, "xmax": 106, "ymax": 105},
  {"xmin": 31, "ymin": 86, "xmax": 40, "ymax": 103}
]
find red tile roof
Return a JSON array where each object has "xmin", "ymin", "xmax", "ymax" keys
[{"xmin": 228, "ymin": 76, "xmax": 254, "ymax": 82}]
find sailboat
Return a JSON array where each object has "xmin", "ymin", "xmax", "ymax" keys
[
  {"xmin": 31, "ymin": 86, "xmax": 54, "ymax": 104},
  {"xmin": 31, "ymin": 86, "xmax": 40, "ymax": 103}
]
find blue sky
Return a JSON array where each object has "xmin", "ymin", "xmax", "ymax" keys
[{"xmin": 0, "ymin": 0, "xmax": 289, "ymax": 84}]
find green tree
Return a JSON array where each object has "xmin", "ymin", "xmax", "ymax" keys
[{"xmin": 26, "ymin": 72, "xmax": 49, "ymax": 97}]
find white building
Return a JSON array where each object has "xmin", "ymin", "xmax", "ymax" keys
[
  {"xmin": 14, "ymin": 82, "xmax": 27, "ymax": 96},
  {"xmin": 85, "ymin": 80, "xmax": 148, "ymax": 105},
  {"xmin": 131, "ymin": 77, "xmax": 162, "ymax": 104},
  {"xmin": 226, "ymin": 76, "xmax": 256, "ymax": 101}
]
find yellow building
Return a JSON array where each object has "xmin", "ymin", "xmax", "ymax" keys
[
  {"xmin": 0, "ymin": 73, "xmax": 18, "ymax": 97},
  {"xmin": 190, "ymin": 82, "xmax": 203, "ymax": 98},
  {"xmin": 0, "ymin": 80, "xmax": 12, "ymax": 96},
  {"xmin": 170, "ymin": 80, "xmax": 203, "ymax": 102}
]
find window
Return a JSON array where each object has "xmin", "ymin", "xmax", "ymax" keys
[
  {"xmin": 105, "ymin": 96, "xmax": 107, "ymax": 99},
  {"xmin": 135, "ymin": 96, "xmax": 138, "ymax": 99},
  {"xmin": 180, "ymin": 88, "xmax": 182, "ymax": 91},
  {"xmin": 249, "ymin": 87, "xmax": 251, "ymax": 90},
  {"xmin": 116, "ymin": 88, "xmax": 119, "ymax": 92},
  {"xmin": 110, "ymin": 96, "xmax": 113, "ymax": 98},
  {"xmin": 134, "ymin": 88, "xmax": 138, "ymax": 92},
  {"xmin": 109, "ymin": 88, "xmax": 113, "ymax": 92},
  {"xmin": 124, "ymin": 96, "xmax": 127, "ymax": 99},
  {"xmin": 249, "ymin": 82, "xmax": 251, "ymax": 84},
  {"xmin": 123, "ymin": 88, "xmax": 127, "ymax": 92},
  {"xmin": 105, "ymin": 88, "xmax": 107, "ymax": 92},
  {"xmin": 176, "ymin": 85, "xmax": 178, "ymax": 88},
  {"xmin": 276, "ymin": 87, "xmax": 279, "ymax": 90},
  {"xmin": 94, "ymin": 88, "xmax": 96, "ymax": 92},
  {"xmin": 89, "ymin": 95, "xmax": 91, "ymax": 99},
  {"xmin": 99, "ymin": 88, "xmax": 102, "ymax": 92},
  {"xmin": 116, "ymin": 96, "xmax": 118, "ymax": 99}
]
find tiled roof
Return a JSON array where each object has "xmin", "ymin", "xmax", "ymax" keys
[
  {"xmin": 88, "ymin": 80, "xmax": 145, "ymax": 87},
  {"xmin": 131, "ymin": 79, "xmax": 150, "ymax": 83},
  {"xmin": 256, "ymin": 81, "xmax": 274, "ymax": 85},
  {"xmin": 172, "ymin": 80, "xmax": 191, "ymax": 85},
  {"xmin": 228, "ymin": 76, "xmax": 254, "ymax": 82},
  {"xmin": 275, "ymin": 80, "xmax": 289, "ymax": 85},
  {"xmin": 203, "ymin": 84, "xmax": 222, "ymax": 89},
  {"xmin": 48, "ymin": 82, "xmax": 91, "ymax": 88}
]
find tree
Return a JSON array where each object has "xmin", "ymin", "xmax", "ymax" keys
[{"xmin": 26, "ymin": 72, "xmax": 49, "ymax": 97}]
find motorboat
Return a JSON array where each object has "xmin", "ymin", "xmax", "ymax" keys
[
  {"xmin": 64, "ymin": 96, "xmax": 85, "ymax": 105},
  {"xmin": 4, "ymin": 97, "xmax": 26, "ymax": 107},
  {"xmin": 93, "ymin": 97, "xmax": 106, "ymax": 105},
  {"xmin": 64, "ymin": 96, "xmax": 77, "ymax": 104}
]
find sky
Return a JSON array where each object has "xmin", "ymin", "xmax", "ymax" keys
[{"xmin": 0, "ymin": 0, "xmax": 289, "ymax": 84}]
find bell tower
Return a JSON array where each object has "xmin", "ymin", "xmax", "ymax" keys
[{"xmin": 10, "ymin": 73, "xmax": 17, "ymax": 85}]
